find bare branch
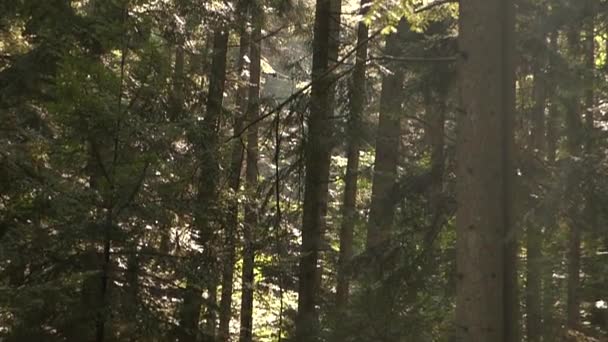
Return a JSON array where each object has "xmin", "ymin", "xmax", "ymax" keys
[{"xmin": 369, "ymin": 54, "xmax": 457, "ymax": 63}]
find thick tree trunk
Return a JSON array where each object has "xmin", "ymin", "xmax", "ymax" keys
[
  {"xmin": 363, "ymin": 19, "xmax": 408, "ymax": 341},
  {"xmin": 218, "ymin": 7, "xmax": 250, "ymax": 341},
  {"xmin": 239, "ymin": 7, "xmax": 262, "ymax": 342},
  {"xmin": 455, "ymin": 0, "xmax": 516, "ymax": 340},
  {"xmin": 294, "ymin": 0, "xmax": 339, "ymax": 339},
  {"xmin": 179, "ymin": 26, "xmax": 230, "ymax": 342},
  {"xmin": 365, "ymin": 19, "xmax": 407, "ymax": 252},
  {"xmin": 335, "ymin": 0, "xmax": 367, "ymax": 314}
]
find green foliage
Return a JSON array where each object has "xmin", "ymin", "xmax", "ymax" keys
[{"xmin": 1, "ymin": 0, "xmax": 608, "ymax": 341}]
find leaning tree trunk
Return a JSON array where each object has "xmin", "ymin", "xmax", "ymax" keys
[
  {"xmin": 335, "ymin": 0, "xmax": 369, "ymax": 312},
  {"xmin": 455, "ymin": 0, "xmax": 516, "ymax": 340},
  {"xmin": 294, "ymin": 0, "xmax": 339, "ymax": 339},
  {"xmin": 178, "ymin": 25, "xmax": 229, "ymax": 342},
  {"xmin": 239, "ymin": 5, "xmax": 262, "ymax": 342}
]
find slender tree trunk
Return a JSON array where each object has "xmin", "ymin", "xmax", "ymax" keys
[
  {"xmin": 179, "ymin": 25, "xmax": 230, "ymax": 342},
  {"xmin": 455, "ymin": 0, "xmax": 516, "ymax": 340},
  {"xmin": 335, "ymin": 0, "xmax": 368, "ymax": 311},
  {"xmin": 218, "ymin": 6, "xmax": 250, "ymax": 341},
  {"xmin": 312, "ymin": 0, "xmax": 342, "ymax": 297},
  {"xmin": 171, "ymin": 42, "xmax": 185, "ymax": 122},
  {"xmin": 541, "ymin": 31, "xmax": 559, "ymax": 342},
  {"xmin": 564, "ymin": 26, "xmax": 589, "ymax": 328},
  {"xmin": 424, "ymin": 86, "xmax": 446, "ymax": 210},
  {"xmin": 567, "ymin": 20, "xmax": 596, "ymax": 332},
  {"xmin": 565, "ymin": 99, "xmax": 583, "ymax": 330},
  {"xmin": 239, "ymin": 7, "xmax": 262, "ymax": 341},
  {"xmin": 125, "ymin": 246, "xmax": 139, "ymax": 340},
  {"xmin": 294, "ymin": 0, "xmax": 339, "ymax": 339},
  {"xmin": 526, "ymin": 64, "xmax": 547, "ymax": 342}
]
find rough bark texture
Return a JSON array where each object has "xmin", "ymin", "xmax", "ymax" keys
[
  {"xmin": 218, "ymin": 8, "xmax": 249, "ymax": 341},
  {"xmin": 178, "ymin": 26, "xmax": 229, "ymax": 342},
  {"xmin": 239, "ymin": 7, "xmax": 261, "ymax": 342},
  {"xmin": 455, "ymin": 0, "xmax": 516, "ymax": 340},
  {"xmin": 335, "ymin": 0, "xmax": 367, "ymax": 312},
  {"xmin": 294, "ymin": 0, "xmax": 337, "ymax": 340}
]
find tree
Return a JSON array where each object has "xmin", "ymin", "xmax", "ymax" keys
[
  {"xmin": 294, "ymin": 0, "xmax": 341, "ymax": 339},
  {"xmin": 335, "ymin": 0, "xmax": 369, "ymax": 312},
  {"xmin": 178, "ymin": 23, "xmax": 230, "ymax": 342},
  {"xmin": 3, "ymin": 0, "xmax": 608, "ymax": 341},
  {"xmin": 239, "ymin": 4, "xmax": 263, "ymax": 341},
  {"xmin": 455, "ymin": 0, "xmax": 516, "ymax": 340},
  {"xmin": 218, "ymin": 2, "xmax": 250, "ymax": 339}
]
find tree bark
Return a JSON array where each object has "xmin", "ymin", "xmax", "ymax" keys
[
  {"xmin": 563, "ymin": 24, "xmax": 591, "ymax": 329},
  {"xmin": 365, "ymin": 19, "xmax": 407, "ymax": 252},
  {"xmin": 363, "ymin": 19, "xmax": 409, "ymax": 341},
  {"xmin": 239, "ymin": 6, "xmax": 262, "ymax": 341},
  {"xmin": 218, "ymin": 5, "xmax": 250, "ymax": 341},
  {"xmin": 565, "ymin": 99, "xmax": 583, "ymax": 330},
  {"xmin": 335, "ymin": 0, "xmax": 368, "ymax": 311},
  {"xmin": 455, "ymin": 0, "xmax": 516, "ymax": 340},
  {"xmin": 424, "ymin": 86, "xmax": 446, "ymax": 210},
  {"xmin": 294, "ymin": 0, "xmax": 340, "ymax": 339},
  {"xmin": 179, "ymin": 25, "xmax": 230, "ymax": 342},
  {"xmin": 526, "ymin": 64, "xmax": 547, "ymax": 342},
  {"xmin": 171, "ymin": 42, "xmax": 185, "ymax": 122}
]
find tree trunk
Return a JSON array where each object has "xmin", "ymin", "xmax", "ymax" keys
[
  {"xmin": 526, "ymin": 64, "xmax": 547, "ymax": 342},
  {"xmin": 541, "ymin": 31, "xmax": 559, "ymax": 342},
  {"xmin": 564, "ymin": 25, "xmax": 588, "ymax": 328},
  {"xmin": 566, "ymin": 20, "xmax": 596, "ymax": 331},
  {"xmin": 171, "ymin": 42, "xmax": 185, "ymax": 122},
  {"xmin": 363, "ymin": 19, "xmax": 409, "ymax": 341},
  {"xmin": 294, "ymin": 0, "xmax": 339, "ymax": 339},
  {"xmin": 565, "ymin": 97, "xmax": 583, "ymax": 330},
  {"xmin": 455, "ymin": 0, "xmax": 516, "ymax": 340},
  {"xmin": 239, "ymin": 7, "xmax": 262, "ymax": 341},
  {"xmin": 423, "ymin": 86, "xmax": 446, "ymax": 211},
  {"xmin": 335, "ymin": 0, "xmax": 368, "ymax": 312},
  {"xmin": 179, "ymin": 25, "xmax": 230, "ymax": 342},
  {"xmin": 218, "ymin": 5, "xmax": 250, "ymax": 340},
  {"xmin": 365, "ymin": 19, "xmax": 407, "ymax": 252}
]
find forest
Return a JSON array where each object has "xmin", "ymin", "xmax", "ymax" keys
[{"xmin": 1, "ymin": 0, "xmax": 607, "ymax": 341}]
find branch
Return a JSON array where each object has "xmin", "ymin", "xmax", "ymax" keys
[
  {"xmin": 414, "ymin": 0, "xmax": 458, "ymax": 13},
  {"xmin": 369, "ymin": 54, "xmax": 457, "ymax": 63},
  {"xmin": 114, "ymin": 162, "xmax": 150, "ymax": 217},
  {"xmin": 224, "ymin": 27, "xmax": 385, "ymax": 144}
]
